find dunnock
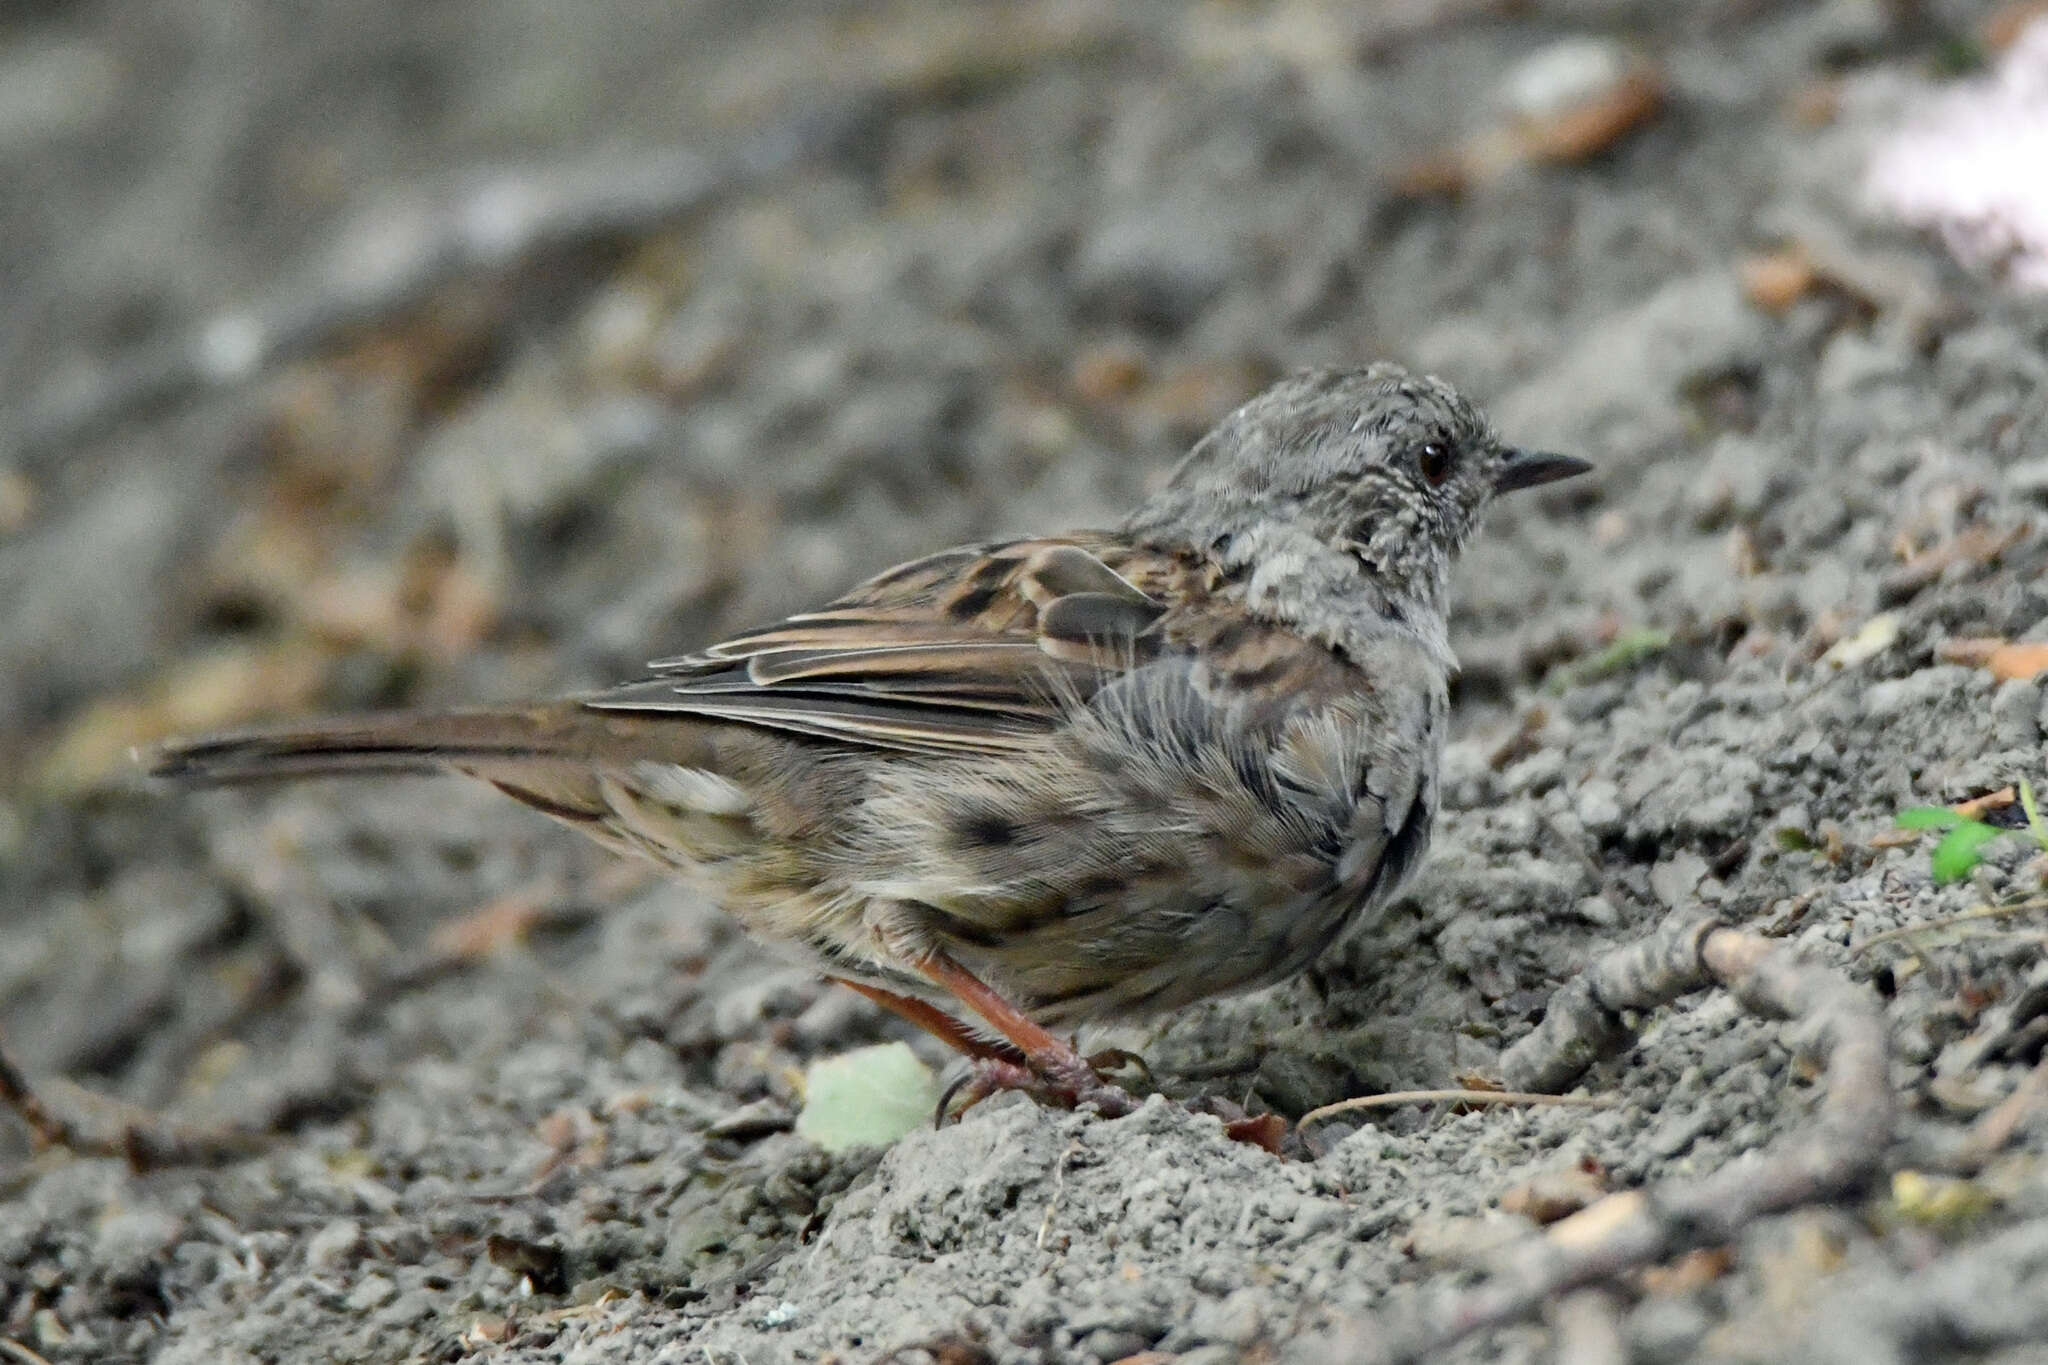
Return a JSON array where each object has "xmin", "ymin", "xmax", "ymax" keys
[{"xmin": 153, "ymin": 365, "xmax": 1589, "ymax": 1119}]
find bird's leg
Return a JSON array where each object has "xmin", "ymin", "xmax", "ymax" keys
[
  {"xmin": 914, "ymin": 951, "xmax": 1138, "ymax": 1119},
  {"xmin": 829, "ymin": 977, "xmax": 1026, "ymax": 1066}
]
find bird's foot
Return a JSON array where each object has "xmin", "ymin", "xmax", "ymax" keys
[{"xmin": 941, "ymin": 1049, "xmax": 1141, "ymax": 1123}]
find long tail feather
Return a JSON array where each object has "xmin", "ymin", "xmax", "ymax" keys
[
  {"xmin": 151, "ymin": 706, "xmax": 567, "ymax": 785},
  {"xmin": 146, "ymin": 703, "xmax": 720, "ymax": 792}
]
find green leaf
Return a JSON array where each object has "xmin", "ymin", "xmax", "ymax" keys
[
  {"xmin": 1543, "ymin": 627, "xmax": 1672, "ymax": 695},
  {"xmin": 1896, "ymin": 806, "xmax": 1966, "ymax": 831},
  {"xmin": 2020, "ymin": 779, "xmax": 2048, "ymax": 854},
  {"xmin": 1931, "ymin": 820, "xmax": 2004, "ymax": 885},
  {"xmin": 796, "ymin": 1043, "xmax": 939, "ymax": 1153}
]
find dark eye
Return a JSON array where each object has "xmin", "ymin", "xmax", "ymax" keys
[{"xmin": 1418, "ymin": 441, "xmax": 1455, "ymax": 486}]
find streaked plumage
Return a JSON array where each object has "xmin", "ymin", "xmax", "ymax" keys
[{"xmin": 153, "ymin": 364, "xmax": 1589, "ymax": 1109}]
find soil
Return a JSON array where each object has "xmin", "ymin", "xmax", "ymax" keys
[{"xmin": 3, "ymin": 2, "xmax": 2047, "ymax": 1362}]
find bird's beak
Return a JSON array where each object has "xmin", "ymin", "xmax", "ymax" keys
[{"xmin": 1494, "ymin": 447, "xmax": 1593, "ymax": 494}]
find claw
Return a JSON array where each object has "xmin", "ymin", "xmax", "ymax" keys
[
  {"xmin": 939, "ymin": 1054, "xmax": 1139, "ymax": 1124},
  {"xmin": 1084, "ymin": 1047, "xmax": 1154, "ymax": 1086}
]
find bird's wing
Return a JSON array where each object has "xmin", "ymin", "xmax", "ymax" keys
[{"xmin": 585, "ymin": 536, "xmax": 1206, "ymax": 755}]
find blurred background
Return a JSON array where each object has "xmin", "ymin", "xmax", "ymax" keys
[
  {"xmin": 1, "ymin": 0, "xmax": 2040, "ymax": 792},
  {"xmin": 3, "ymin": 2, "xmax": 2048, "ymax": 1361}
]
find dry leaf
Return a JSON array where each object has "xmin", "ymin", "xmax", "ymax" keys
[
  {"xmin": 1984, "ymin": 1, "xmax": 2048, "ymax": 51},
  {"xmin": 1393, "ymin": 41, "xmax": 1663, "ymax": 194},
  {"xmin": 0, "ymin": 468, "xmax": 34, "ymax": 534},
  {"xmin": 1938, "ymin": 637, "xmax": 2048, "ymax": 681},
  {"xmin": 1640, "ymin": 1246, "xmax": 1735, "ymax": 1295},
  {"xmin": 1070, "ymin": 345, "xmax": 1148, "ymax": 403},
  {"xmin": 1817, "ymin": 613, "xmax": 1899, "ymax": 670},
  {"xmin": 1501, "ymin": 1165, "xmax": 1608, "ymax": 1225},
  {"xmin": 426, "ymin": 889, "xmax": 549, "ymax": 961},
  {"xmin": 1739, "ymin": 248, "xmax": 1817, "ymax": 312},
  {"xmin": 1954, "ymin": 786, "xmax": 2018, "ymax": 819}
]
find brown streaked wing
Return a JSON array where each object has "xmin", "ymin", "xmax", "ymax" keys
[{"xmin": 587, "ymin": 536, "xmax": 1195, "ymax": 754}]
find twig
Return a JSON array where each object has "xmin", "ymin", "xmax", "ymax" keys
[
  {"xmin": 0, "ymin": 1338, "xmax": 57, "ymax": 1365},
  {"xmin": 0, "ymin": 1039, "xmax": 67, "ymax": 1151},
  {"xmin": 0, "ymin": 1031, "xmax": 275, "ymax": 1171},
  {"xmin": 1853, "ymin": 895, "xmax": 2048, "ymax": 955},
  {"xmin": 1298, "ymin": 1089, "xmax": 1608, "ymax": 1129},
  {"xmin": 1347, "ymin": 917, "xmax": 1892, "ymax": 1361},
  {"xmin": 1037, "ymin": 1138, "xmax": 1084, "ymax": 1251},
  {"xmin": 1965, "ymin": 1055, "xmax": 2048, "ymax": 1161}
]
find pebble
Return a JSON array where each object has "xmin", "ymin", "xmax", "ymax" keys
[
  {"xmin": 305, "ymin": 1219, "xmax": 364, "ymax": 1273},
  {"xmin": 1992, "ymin": 677, "xmax": 2041, "ymax": 749},
  {"xmin": 1576, "ymin": 779, "xmax": 1625, "ymax": 835},
  {"xmin": 345, "ymin": 1274, "xmax": 398, "ymax": 1311}
]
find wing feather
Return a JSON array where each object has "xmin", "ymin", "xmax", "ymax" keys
[{"xmin": 587, "ymin": 536, "xmax": 1193, "ymax": 754}]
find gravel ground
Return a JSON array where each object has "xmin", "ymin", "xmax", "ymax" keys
[{"xmin": 4, "ymin": 2, "xmax": 2048, "ymax": 1362}]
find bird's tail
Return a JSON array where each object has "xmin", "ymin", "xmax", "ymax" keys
[{"xmin": 146, "ymin": 703, "xmax": 721, "ymax": 825}]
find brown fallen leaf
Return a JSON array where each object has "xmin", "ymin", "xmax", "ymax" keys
[
  {"xmin": 1739, "ymin": 247, "xmax": 1817, "ymax": 313},
  {"xmin": 1639, "ymin": 1245, "xmax": 1735, "ymax": 1295},
  {"xmin": 1989, "ymin": 643, "xmax": 2048, "ymax": 682},
  {"xmin": 1786, "ymin": 78, "xmax": 1843, "ymax": 128},
  {"xmin": 1954, "ymin": 786, "xmax": 2018, "ymax": 820},
  {"xmin": 1983, "ymin": 0, "xmax": 2048, "ymax": 50},
  {"xmin": 426, "ymin": 888, "xmax": 551, "ymax": 962},
  {"xmin": 1501, "ymin": 1163, "xmax": 1609, "ymax": 1225},
  {"xmin": 1517, "ymin": 65, "xmax": 1663, "ymax": 162},
  {"xmin": 1393, "ymin": 44, "xmax": 1663, "ymax": 195},
  {"xmin": 1070, "ymin": 344, "xmax": 1149, "ymax": 404},
  {"xmin": 1937, "ymin": 637, "xmax": 2048, "ymax": 682},
  {"xmin": 0, "ymin": 468, "xmax": 34, "ymax": 534},
  {"xmin": 1883, "ymin": 523, "xmax": 2027, "ymax": 601}
]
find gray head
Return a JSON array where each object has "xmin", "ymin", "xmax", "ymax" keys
[{"xmin": 1121, "ymin": 364, "xmax": 1589, "ymax": 664}]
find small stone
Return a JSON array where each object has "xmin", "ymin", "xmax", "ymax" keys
[
  {"xmin": 305, "ymin": 1219, "xmax": 364, "ymax": 1273},
  {"xmin": 1573, "ymin": 895, "xmax": 1621, "ymax": 928},
  {"xmin": 1077, "ymin": 1328, "xmax": 1151, "ymax": 1359},
  {"xmin": 1188, "ymin": 1288, "xmax": 1268, "ymax": 1347},
  {"xmin": 1503, "ymin": 749, "xmax": 1565, "ymax": 796},
  {"xmin": 1577, "ymin": 779, "xmax": 1625, "ymax": 835},
  {"xmin": 707, "ymin": 1099, "xmax": 796, "ymax": 1142},
  {"xmin": 346, "ymin": 1274, "xmax": 398, "ymax": 1311},
  {"xmin": 1992, "ymin": 677, "xmax": 2041, "ymax": 749},
  {"xmin": 1649, "ymin": 853, "xmax": 1710, "ymax": 910}
]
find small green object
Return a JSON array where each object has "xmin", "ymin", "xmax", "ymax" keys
[
  {"xmin": 1895, "ymin": 806, "xmax": 1966, "ymax": 831},
  {"xmin": 2020, "ymin": 780, "xmax": 2047, "ymax": 853},
  {"xmin": 1774, "ymin": 827, "xmax": 1817, "ymax": 853},
  {"xmin": 1930, "ymin": 820, "xmax": 2003, "ymax": 885},
  {"xmin": 1543, "ymin": 627, "xmax": 1673, "ymax": 695},
  {"xmin": 795, "ymin": 1043, "xmax": 939, "ymax": 1153},
  {"xmin": 1929, "ymin": 36, "xmax": 1986, "ymax": 78}
]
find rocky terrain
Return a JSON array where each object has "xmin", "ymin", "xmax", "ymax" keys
[{"xmin": 3, "ymin": 2, "xmax": 2047, "ymax": 1361}]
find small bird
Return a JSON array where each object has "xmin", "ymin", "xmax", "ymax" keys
[{"xmin": 152, "ymin": 364, "xmax": 1588, "ymax": 1120}]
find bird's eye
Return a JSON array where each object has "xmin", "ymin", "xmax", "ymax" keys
[{"xmin": 1418, "ymin": 441, "xmax": 1455, "ymax": 487}]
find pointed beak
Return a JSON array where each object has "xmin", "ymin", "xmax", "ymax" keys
[{"xmin": 1494, "ymin": 447, "xmax": 1593, "ymax": 494}]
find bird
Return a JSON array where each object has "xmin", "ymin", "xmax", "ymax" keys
[{"xmin": 150, "ymin": 363, "xmax": 1589, "ymax": 1123}]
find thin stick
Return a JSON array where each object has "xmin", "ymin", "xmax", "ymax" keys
[
  {"xmin": 1966, "ymin": 1055, "xmax": 2048, "ymax": 1160},
  {"xmin": 1299, "ymin": 1089, "xmax": 1609, "ymax": 1129},
  {"xmin": 0, "ymin": 1039, "xmax": 68, "ymax": 1151},
  {"xmin": 1336, "ymin": 917, "xmax": 1894, "ymax": 1363},
  {"xmin": 1, "ymin": 1031, "xmax": 274, "ymax": 1170},
  {"xmin": 1852, "ymin": 895, "xmax": 2048, "ymax": 954}
]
